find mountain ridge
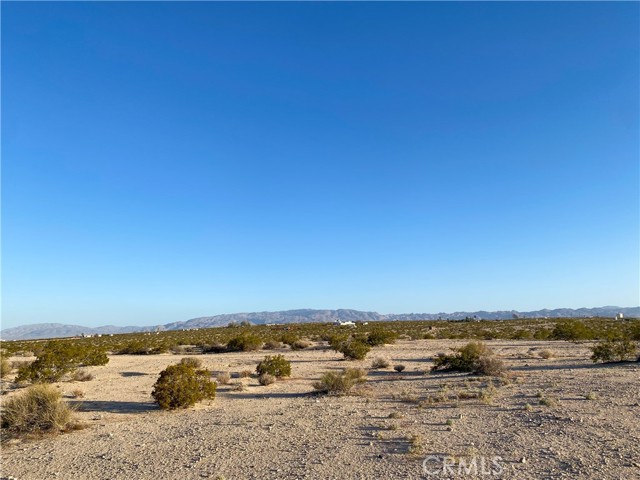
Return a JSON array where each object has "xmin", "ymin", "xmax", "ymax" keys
[{"xmin": 2, "ymin": 306, "xmax": 638, "ymax": 340}]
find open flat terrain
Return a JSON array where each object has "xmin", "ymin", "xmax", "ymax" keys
[{"xmin": 2, "ymin": 339, "xmax": 639, "ymax": 479}]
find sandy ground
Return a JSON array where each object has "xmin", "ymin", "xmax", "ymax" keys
[{"xmin": 1, "ymin": 339, "xmax": 639, "ymax": 480}]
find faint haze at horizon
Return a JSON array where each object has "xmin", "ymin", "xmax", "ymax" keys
[{"xmin": 2, "ymin": 2, "xmax": 639, "ymax": 329}]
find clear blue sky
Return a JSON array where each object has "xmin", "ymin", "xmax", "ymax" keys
[{"xmin": 2, "ymin": 2, "xmax": 639, "ymax": 329}]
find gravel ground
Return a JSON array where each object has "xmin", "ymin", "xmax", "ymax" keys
[{"xmin": 1, "ymin": 339, "xmax": 639, "ymax": 479}]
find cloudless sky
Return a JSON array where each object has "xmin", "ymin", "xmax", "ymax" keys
[{"xmin": 2, "ymin": 2, "xmax": 639, "ymax": 329}]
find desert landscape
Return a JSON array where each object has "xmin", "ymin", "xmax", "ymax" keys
[
  {"xmin": 3, "ymin": 2, "xmax": 638, "ymax": 479},
  {"xmin": 1, "ymin": 331, "xmax": 639, "ymax": 480}
]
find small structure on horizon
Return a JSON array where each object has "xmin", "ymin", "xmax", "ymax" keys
[{"xmin": 334, "ymin": 320, "xmax": 356, "ymax": 327}]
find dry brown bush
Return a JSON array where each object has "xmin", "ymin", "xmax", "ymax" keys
[
  {"xmin": 258, "ymin": 373, "xmax": 276, "ymax": 386},
  {"xmin": 1, "ymin": 384, "xmax": 75, "ymax": 435}
]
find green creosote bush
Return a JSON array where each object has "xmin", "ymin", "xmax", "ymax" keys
[
  {"xmin": 312, "ymin": 368, "xmax": 367, "ymax": 395},
  {"xmin": 394, "ymin": 364, "xmax": 406, "ymax": 373},
  {"xmin": 226, "ymin": 334, "xmax": 263, "ymax": 352},
  {"xmin": 152, "ymin": 362, "xmax": 216, "ymax": 410},
  {"xmin": 279, "ymin": 333, "xmax": 299, "ymax": 347},
  {"xmin": 330, "ymin": 337, "xmax": 371, "ymax": 360},
  {"xmin": 628, "ymin": 322, "xmax": 640, "ymax": 341},
  {"xmin": 15, "ymin": 341, "xmax": 108, "ymax": 384},
  {"xmin": 199, "ymin": 343, "xmax": 227, "ymax": 354},
  {"xmin": 256, "ymin": 355, "xmax": 291, "ymax": 378},
  {"xmin": 431, "ymin": 342, "xmax": 506, "ymax": 376},
  {"xmin": 367, "ymin": 328, "xmax": 398, "ymax": 347},
  {"xmin": 1, "ymin": 356, "xmax": 11, "ymax": 378},
  {"xmin": 117, "ymin": 340, "xmax": 170, "ymax": 355},
  {"xmin": 1, "ymin": 384, "xmax": 75, "ymax": 434},
  {"xmin": 590, "ymin": 339, "xmax": 638, "ymax": 363},
  {"xmin": 551, "ymin": 321, "xmax": 594, "ymax": 341}
]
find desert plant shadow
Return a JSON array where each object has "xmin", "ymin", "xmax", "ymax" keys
[
  {"xmin": 365, "ymin": 369, "xmax": 425, "ymax": 378},
  {"xmin": 120, "ymin": 372, "xmax": 148, "ymax": 377},
  {"xmin": 69, "ymin": 399, "xmax": 159, "ymax": 413},
  {"xmin": 222, "ymin": 391, "xmax": 310, "ymax": 400},
  {"xmin": 510, "ymin": 360, "xmax": 639, "ymax": 372}
]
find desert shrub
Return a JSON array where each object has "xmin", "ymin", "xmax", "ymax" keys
[
  {"xmin": 432, "ymin": 342, "xmax": 488, "ymax": 372},
  {"xmin": 312, "ymin": 368, "xmax": 366, "ymax": 395},
  {"xmin": 334, "ymin": 339, "xmax": 371, "ymax": 360},
  {"xmin": 117, "ymin": 340, "xmax": 169, "ymax": 355},
  {"xmin": 1, "ymin": 384, "xmax": 74, "ymax": 434},
  {"xmin": 15, "ymin": 342, "xmax": 108, "ymax": 384},
  {"xmin": 1, "ymin": 356, "xmax": 11, "ymax": 378},
  {"xmin": 328, "ymin": 333, "xmax": 349, "ymax": 349},
  {"xmin": 511, "ymin": 329, "xmax": 533, "ymax": 340},
  {"xmin": 551, "ymin": 321, "xmax": 593, "ymax": 341},
  {"xmin": 539, "ymin": 349, "xmax": 555, "ymax": 359},
  {"xmin": 394, "ymin": 364, "xmax": 406, "ymax": 373},
  {"xmin": 215, "ymin": 372, "xmax": 231, "ymax": 385},
  {"xmin": 628, "ymin": 322, "xmax": 640, "ymax": 341},
  {"xmin": 199, "ymin": 343, "xmax": 227, "ymax": 354},
  {"xmin": 407, "ymin": 434, "xmax": 424, "ymax": 455},
  {"xmin": 240, "ymin": 370, "xmax": 252, "ymax": 378},
  {"xmin": 152, "ymin": 363, "xmax": 216, "ymax": 410},
  {"xmin": 229, "ymin": 381, "xmax": 246, "ymax": 392},
  {"xmin": 432, "ymin": 342, "xmax": 506, "ymax": 376},
  {"xmin": 533, "ymin": 328, "xmax": 552, "ymax": 340},
  {"xmin": 256, "ymin": 355, "xmax": 291, "ymax": 378},
  {"xmin": 367, "ymin": 328, "xmax": 398, "ymax": 347},
  {"xmin": 280, "ymin": 333, "xmax": 299, "ymax": 347},
  {"xmin": 169, "ymin": 345, "xmax": 189, "ymax": 355},
  {"xmin": 179, "ymin": 357, "xmax": 203, "ymax": 369},
  {"xmin": 475, "ymin": 356, "xmax": 506, "ymax": 376},
  {"xmin": 70, "ymin": 388, "xmax": 85, "ymax": 399},
  {"xmin": 319, "ymin": 333, "xmax": 334, "ymax": 342},
  {"xmin": 70, "ymin": 369, "xmax": 93, "ymax": 382},
  {"xmin": 291, "ymin": 340, "xmax": 311, "ymax": 351},
  {"xmin": 226, "ymin": 334, "xmax": 262, "ymax": 352},
  {"xmin": 263, "ymin": 340, "xmax": 283, "ymax": 350},
  {"xmin": 15, "ymin": 350, "xmax": 36, "ymax": 358},
  {"xmin": 591, "ymin": 339, "xmax": 638, "ymax": 363},
  {"xmin": 258, "ymin": 373, "xmax": 276, "ymax": 386},
  {"xmin": 371, "ymin": 357, "xmax": 390, "ymax": 369},
  {"xmin": 539, "ymin": 395, "xmax": 559, "ymax": 407},
  {"xmin": 11, "ymin": 360, "xmax": 31, "ymax": 371}
]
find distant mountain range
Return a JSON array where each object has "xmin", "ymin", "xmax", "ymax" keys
[{"xmin": 1, "ymin": 306, "xmax": 638, "ymax": 341}]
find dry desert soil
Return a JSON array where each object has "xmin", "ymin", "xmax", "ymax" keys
[{"xmin": 1, "ymin": 339, "xmax": 639, "ymax": 479}]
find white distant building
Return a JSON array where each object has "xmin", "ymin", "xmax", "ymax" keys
[
  {"xmin": 616, "ymin": 313, "xmax": 624, "ymax": 320},
  {"xmin": 334, "ymin": 320, "xmax": 356, "ymax": 327}
]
